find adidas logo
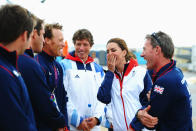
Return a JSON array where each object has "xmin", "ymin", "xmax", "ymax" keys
[{"xmin": 75, "ymin": 74, "xmax": 80, "ymax": 78}]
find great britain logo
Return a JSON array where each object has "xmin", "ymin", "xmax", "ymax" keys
[{"xmin": 154, "ymin": 85, "xmax": 164, "ymax": 94}]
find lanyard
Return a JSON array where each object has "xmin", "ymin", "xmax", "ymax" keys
[
  {"xmin": 50, "ymin": 64, "xmax": 60, "ymax": 111},
  {"xmin": 52, "ymin": 64, "xmax": 58, "ymax": 93}
]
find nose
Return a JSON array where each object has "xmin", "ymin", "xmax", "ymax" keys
[{"xmin": 79, "ymin": 44, "xmax": 85, "ymax": 50}]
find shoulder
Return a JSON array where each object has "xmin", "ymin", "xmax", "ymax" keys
[
  {"xmin": 0, "ymin": 66, "xmax": 14, "ymax": 78},
  {"xmin": 132, "ymin": 66, "xmax": 147, "ymax": 77},
  {"xmin": 18, "ymin": 55, "xmax": 40, "ymax": 68},
  {"xmin": 60, "ymin": 58, "xmax": 74, "ymax": 71},
  {"xmin": 93, "ymin": 62, "xmax": 103, "ymax": 71},
  {"xmin": 35, "ymin": 53, "xmax": 46, "ymax": 64},
  {"xmin": 0, "ymin": 66, "xmax": 18, "ymax": 88},
  {"xmin": 160, "ymin": 67, "xmax": 183, "ymax": 86},
  {"xmin": 155, "ymin": 67, "xmax": 186, "ymax": 97},
  {"xmin": 133, "ymin": 66, "xmax": 147, "ymax": 72}
]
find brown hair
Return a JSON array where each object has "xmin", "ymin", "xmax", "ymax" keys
[
  {"xmin": 72, "ymin": 29, "xmax": 94, "ymax": 47},
  {"xmin": 107, "ymin": 38, "xmax": 136, "ymax": 62},
  {"xmin": 44, "ymin": 23, "xmax": 63, "ymax": 39},
  {"xmin": 0, "ymin": 4, "xmax": 34, "ymax": 45}
]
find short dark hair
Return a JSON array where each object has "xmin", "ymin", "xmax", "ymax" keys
[
  {"xmin": 34, "ymin": 17, "xmax": 44, "ymax": 36},
  {"xmin": 0, "ymin": 4, "xmax": 34, "ymax": 45},
  {"xmin": 107, "ymin": 38, "xmax": 136, "ymax": 62},
  {"xmin": 146, "ymin": 31, "xmax": 174, "ymax": 59},
  {"xmin": 44, "ymin": 23, "xmax": 62, "ymax": 39},
  {"xmin": 72, "ymin": 29, "xmax": 94, "ymax": 47}
]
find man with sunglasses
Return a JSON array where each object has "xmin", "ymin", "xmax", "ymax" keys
[{"xmin": 130, "ymin": 31, "xmax": 192, "ymax": 131}]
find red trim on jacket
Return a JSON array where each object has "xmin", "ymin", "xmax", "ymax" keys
[
  {"xmin": 124, "ymin": 59, "xmax": 138, "ymax": 76},
  {"xmin": 0, "ymin": 65, "xmax": 14, "ymax": 77},
  {"xmin": 152, "ymin": 60, "xmax": 174, "ymax": 83},
  {"xmin": 66, "ymin": 53, "xmax": 94, "ymax": 64},
  {"xmin": 129, "ymin": 124, "xmax": 135, "ymax": 131},
  {"xmin": 114, "ymin": 59, "xmax": 138, "ymax": 130},
  {"xmin": 0, "ymin": 44, "xmax": 19, "ymax": 70}
]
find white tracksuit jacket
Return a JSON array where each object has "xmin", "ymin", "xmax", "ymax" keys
[
  {"xmin": 60, "ymin": 52, "xmax": 106, "ymax": 131},
  {"xmin": 97, "ymin": 59, "xmax": 154, "ymax": 131}
]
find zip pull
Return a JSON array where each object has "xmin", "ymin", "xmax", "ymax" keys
[
  {"xmin": 81, "ymin": 59, "xmax": 87, "ymax": 72},
  {"xmin": 84, "ymin": 63, "xmax": 87, "ymax": 72}
]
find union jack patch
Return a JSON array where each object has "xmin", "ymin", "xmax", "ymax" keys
[{"xmin": 154, "ymin": 85, "xmax": 164, "ymax": 94}]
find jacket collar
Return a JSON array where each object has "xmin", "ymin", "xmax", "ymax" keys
[
  {"xmin": 66, "ymin": 51, "xmax": 94, "ymax": 64},
  {"xmin": 24, "ymin": 48, "xmax": 34, "ymax": 58},
  {"xmin": 41, "ymin": 50, "xmax": 55, "ymax": 62},
  {"xmin": 151, "ymin": 60, "xmax": 176, "ymax": 83},
  {"xmin": 0, "ymin": 44, "xmax": 18, "ymax": 68},
  {"xmin": 115, "ymin": 58, "xmax": 138, "ymax": 79}
]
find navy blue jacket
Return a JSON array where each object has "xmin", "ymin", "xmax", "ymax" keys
[
  {"xmin": 18, "ymin": 49, "xmax": 67, "ymax": 131},
  {"xmin": 131, "ymin": 60, "xmax": 193, "ymax": 131},
  {"xmin": 35, "ymin": 51, "xmax": 69, "ymax": 130},
  {"xmin": 0, "ymin": 45, "xmax": 37, "ymax": 131}
]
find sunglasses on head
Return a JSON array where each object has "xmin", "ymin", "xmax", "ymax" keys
[{"xmin": 151, "ymin": 32, "xmax": 162, "ymax": 46}]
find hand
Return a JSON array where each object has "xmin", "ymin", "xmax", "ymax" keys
[
  {"xmin": 57, "ymin": 128, "xmax": 64, "ymax": 131},
  {"xmin": 77, "ymin": 119, "xmax": 90, "ymax": 131},
  {"xmin": 107, "ymin": 54, "xmax": 116, "ymax": 72},
  {"xmin": 137, "ymin": 105, "xmax": 158, "ymax": 128},
  {"xmin": 86, "ymin": 117, "xmax": 98, "ymax": 129},
  {"xmin": 128, "ymin": 128, "xmax": 134, "ymax": 131}
]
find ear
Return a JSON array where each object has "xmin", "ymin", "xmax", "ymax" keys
[
  {"xmin": 155, "ymin": 45, "xmax": 161, "ymax": 55},
  {"xmin": 32, "ymin": 29, "xmax": 37, "ymax": 39},
  {"xmin": 20, "ymin": 31, "xmax": 28, "ymax": 42},
  {"xmin": 44, "ymin": 37, "xmax": 51, "ymax": 45},
  {"xmin": 122, "ymin": 49, "xmax": 127, "ymax": 57}
]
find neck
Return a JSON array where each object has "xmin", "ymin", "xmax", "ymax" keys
[
  {"xmin": 43, "ymin": 48, "xmax": 53, "ymax": 57},
  {"xmin": 154, "ymin": 57, "xmax": 171, "ymax": 72},
  {"xmin": 80, "ymin": 56, "xmax": 88, "ymax": 63},
  {"xmin": 4, "ymin": 41, "xmax": 21, "ymax": 55}
]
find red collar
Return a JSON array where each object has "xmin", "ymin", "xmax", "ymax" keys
[{"xmin": 66, "ymin": 53, "xmax": 94, "ymax": 64}]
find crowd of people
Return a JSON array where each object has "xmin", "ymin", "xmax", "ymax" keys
[{"xmin": 0, "ymin": 4, "xmax": 193, "ymax": 131}]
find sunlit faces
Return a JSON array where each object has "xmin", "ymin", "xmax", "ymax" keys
[
  {"xmin": 140, "ymin": 39, "xmax": 157, "ymax": 70},
  {"xmin": 32, "ymin": 24, "xmax": 45, "ymax": 53},
  {"xmin": 106, "ymin": 42, "xmax": 126, "ymax": 66},
  {"xmin": 48, "ymin": 29, "xmax": 64, "ymax": 57},
  {"xmin": 74, "ymin": 39, "xmax": 91, "ymax": 62}
]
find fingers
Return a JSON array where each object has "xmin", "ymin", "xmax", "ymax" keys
[
  {"xmin": 144, "ymin": 105, "xmax": 151, "ymax": 112},
  {"xmin": 107, "ymin": 54, "xmax": 116, "ymax": 72},
  {"xmin": 83, "ymin": 121, "xmax": 90, "ymax": 131},
  {"xmin": 86, "ymin": 117, "xmax": 97, "ymax": 129},
  {"xmin": 137, "ymin": 107, "xmax": 158, "ymax": 128},
  {"xmin": 77, "ymin": 120, "xmax": 90, "ymax": 131}
]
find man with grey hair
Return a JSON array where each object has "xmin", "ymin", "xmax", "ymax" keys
[{"xmin": 130, "ymin": 31, "xmax": 192, "ymax": 131}]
